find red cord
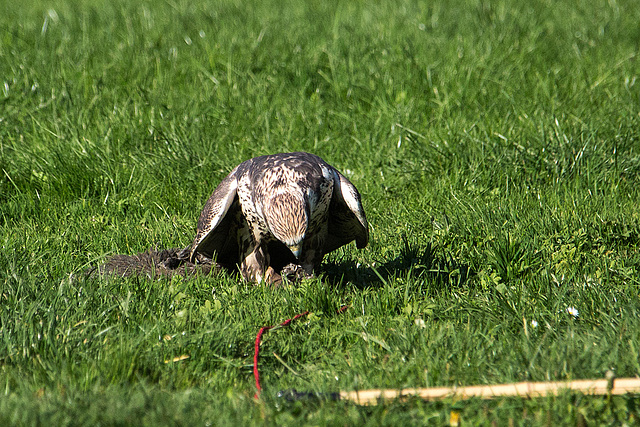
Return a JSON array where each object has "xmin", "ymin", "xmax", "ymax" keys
[
  {"xmin": 253, "ymin": 305, "xmax": 349, "ymax": 399},
  {"xmin": 253, "ymin": 311, "xmax": 310, "ymax": 398}
]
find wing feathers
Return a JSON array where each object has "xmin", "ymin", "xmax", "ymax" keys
[
  {"xmin": 189, "ymin": 167, "xmax": 239, "ymax": 262},
  {"xmin": 324, "ymin": 169, "xmax": 369, "ymax": 253}
]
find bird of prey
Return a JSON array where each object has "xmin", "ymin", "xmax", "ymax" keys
[{"xmin": 189, "ymin": 152, "xmax": 368, "ymax": 284}]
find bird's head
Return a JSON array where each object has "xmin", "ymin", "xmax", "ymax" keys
[{"xmin": 264, "ymin": 191, "xmax": 309, "ymax": 259}]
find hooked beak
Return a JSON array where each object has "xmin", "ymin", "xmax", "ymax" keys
[{"xmin": 288, "ymin": 244, "xmax": 302, "ymax": 259}]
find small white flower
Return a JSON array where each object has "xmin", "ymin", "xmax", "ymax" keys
[
  {"xmin": 566, "ymin": 306, "xmax": 579, "ymax": 317},
  {"xmin": 530, "ymin": 320, "xmax": 538, "ymax": 328}
]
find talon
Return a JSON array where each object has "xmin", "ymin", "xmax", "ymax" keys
[
  {"xmin": 280, "ymin": 263, "xmax": 315, "ymax": 282},
  {"xmin": 265, "ymin": 266, "xmax": 283, "ymax": 286}
]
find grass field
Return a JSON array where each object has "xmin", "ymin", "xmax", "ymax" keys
[{"xmin": 2, "ymin": 0, "xmax": 640, "ymax": 424}]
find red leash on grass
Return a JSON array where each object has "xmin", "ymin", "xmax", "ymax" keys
[
  {"xmin": 253, "ymin": 310, "xmax": 309, "ymax": 398},
  {"xmin": 253, "ymin": 305, "xmax": 349, "ymax": 399}
]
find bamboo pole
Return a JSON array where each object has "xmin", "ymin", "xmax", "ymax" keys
[{"xmin": 340, "ymin": 377, "xmax": 640, "ymax": 405}]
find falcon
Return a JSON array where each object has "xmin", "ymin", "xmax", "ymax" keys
[{"xmin": 189, "ymin": 152, "xmax": 369, "ymax": 284}]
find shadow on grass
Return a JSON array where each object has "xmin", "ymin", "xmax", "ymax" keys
[{"xmin": 322, "ymin": 237, "xmax": 473, "ymax": 291}]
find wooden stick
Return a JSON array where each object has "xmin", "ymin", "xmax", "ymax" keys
[{"xmin": 340, "ymin": 377, "xmax": 640, "ymax": 405}]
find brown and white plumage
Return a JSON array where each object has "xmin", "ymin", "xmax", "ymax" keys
[{"xmin": 189, "ymin": 152, "xmax": 368, "ymax": 284}]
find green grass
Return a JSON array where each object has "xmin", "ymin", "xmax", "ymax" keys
[{"xmin": 2, "ymin": 0, "xmax": 640, "ymax": 424}]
